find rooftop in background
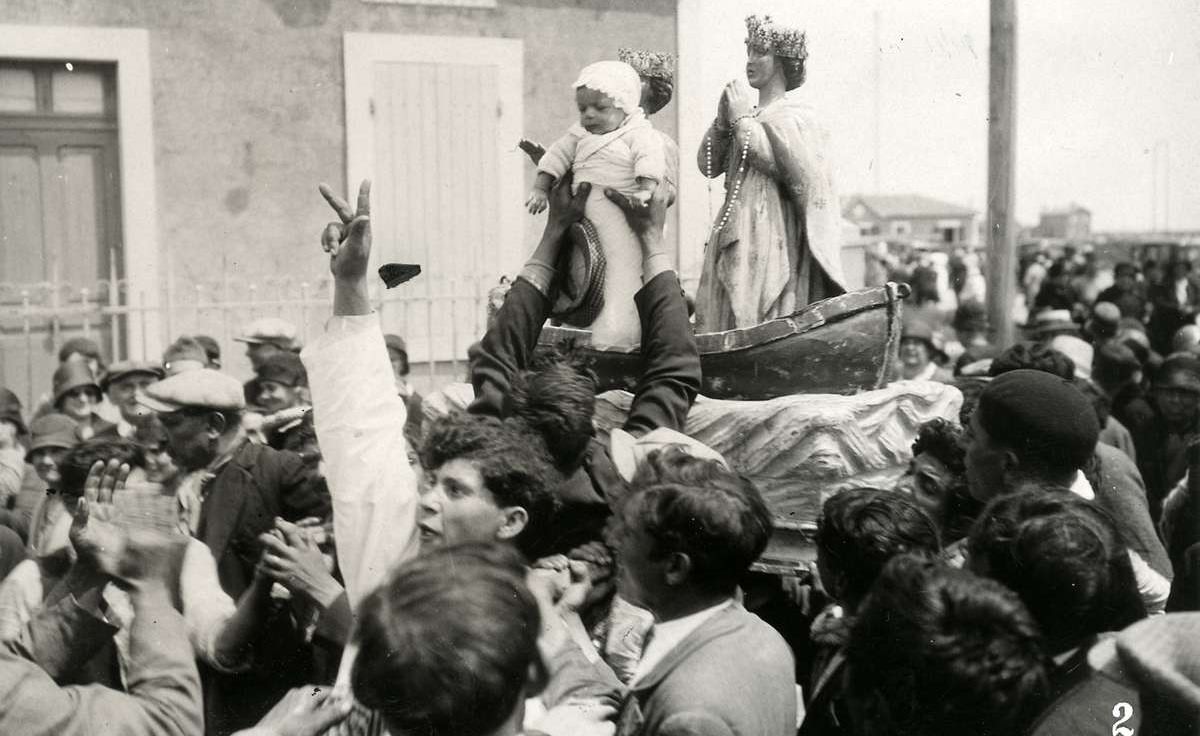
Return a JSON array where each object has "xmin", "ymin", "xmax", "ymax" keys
[
  {"xmin": 1041, "ymin": 202, "xmax": 1092, "ymax": 216},
  {"xmin": 842, "ymin": 194, "xmax": 977, "ymax": 220}
]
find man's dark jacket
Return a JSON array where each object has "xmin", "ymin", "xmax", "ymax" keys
[
  {"xmin": 195, "ymin": 441, "xmax": 331, "ymax": 735},
  {"xmin": 467, "ymin": 271, "xmax": 701, "ymax": 553}
]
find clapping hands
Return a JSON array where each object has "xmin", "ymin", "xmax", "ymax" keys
[{"xmin": 258, "ymin": 518, "xmax": 343, "ymax": 610}]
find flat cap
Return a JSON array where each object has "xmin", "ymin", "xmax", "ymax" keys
[
  {"xmin": 58, "ymin": 336, "xmax": 102, "ymax": 364},
  {"xmin": 163, "ymin": 336, "xmax": 210, "ymax": 375},
  {"xmin": 977, "ymin": 369, "xmax": 1099, "ymax": 472},
  {"xmin": 101, "ymin": 360, "xmax": 165, "ymax": 391},
  {"xmin": 193, "ymin": 335, "xmax": 221, "ymax": 366},
  {"xmin": 256, "ymin": 352, "xmax": 307, "ymax": 388},
  {"xmin": 138, "ymin": 368, "xmax": 246, "ymax": 413},
  {"xmin": 1048, "ymin": 335, "xmax": 1094, "ymax": 381},
  {"xmin": 234, "ymin": 318, "xmax": 300, "ymax": 351}
]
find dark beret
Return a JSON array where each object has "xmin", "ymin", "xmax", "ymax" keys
[{"xmin": 977, "ymin": 369, "xmax": 1099, "ymax": 472}]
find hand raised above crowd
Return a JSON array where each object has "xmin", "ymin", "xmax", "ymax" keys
[
  {"xmin": 318, "ymin": 180, "xmax": 374, "ymax": 316},
  {"xmin": 71, "ymin": 459, "xmax": 183, "ymax": 588},
  {"xmin": 318, "ymin": 180, "xmax": 371, "ymax": 281},
  {"xmin": 69, "ymin": 459, "xmax": 129, "ymax": 578}
]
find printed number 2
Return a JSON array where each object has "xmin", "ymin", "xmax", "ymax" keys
[{"xmin": 1112, "ymin": 702, "xmax": 1134, "ymax": 736}]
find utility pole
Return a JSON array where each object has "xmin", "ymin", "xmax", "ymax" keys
[
  {"xmin": 986, "ymin": 0, "xmax": 1017, "ymax": 347},
  {"xmin": 873, "ymin": 8, "xmax": 882, "ymax": 192}
]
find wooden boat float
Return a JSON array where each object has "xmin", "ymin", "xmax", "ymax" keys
[{"xmin": 538, "ymin": 282, "xmax": 911, "ymax": 401}]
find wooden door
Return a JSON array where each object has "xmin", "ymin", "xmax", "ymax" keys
[
  {"xmin": 0, "ymin": 63, "xmax": 122, "ymax": 404},
  {"xmin": 345, "ymin": 35, "xmax": 524, "ymax": 367}
]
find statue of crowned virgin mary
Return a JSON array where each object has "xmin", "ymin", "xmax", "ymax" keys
[{"xmin": 695, "ymin": 14, "xmax": 847, "ymax": 332}]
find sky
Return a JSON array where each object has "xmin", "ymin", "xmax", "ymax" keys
[{"xmin": 677, "ymin": 0, "xmax": 1200, "ymax": 235}]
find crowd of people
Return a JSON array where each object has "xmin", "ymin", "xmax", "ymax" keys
[
  {"xmin": 0, "ymin": 171, "xmax": 1193, "ymax": 736},
  {"xmin": 1, "ymin": 181, "xmax": 1199, "ymax": 734}
]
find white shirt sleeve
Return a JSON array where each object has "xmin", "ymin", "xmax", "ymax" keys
[
  {"xmin": 301, "ymin": 313, "xmax": 421, "ymax": 607},
  {"xmin": 180, "ymin": 539, "xmax": 242, "ymax": 671}
]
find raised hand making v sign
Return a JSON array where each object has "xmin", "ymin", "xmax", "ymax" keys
[{"xmin": 318, "ymin": 180, "xmax": 372, "ymax": 316}]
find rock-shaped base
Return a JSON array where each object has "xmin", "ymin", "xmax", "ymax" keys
[
  {"xmin": 423, "ymin": 380, "xmax": 962, "ymax": 568},
  {"xmin": 596, "ymin": 380, "xmax": 961, "ymax": 525}
]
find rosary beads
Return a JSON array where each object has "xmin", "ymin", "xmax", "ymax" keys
[{"xmin": 708, "ymin": 122, "xmax": 753, "ymax": 237}]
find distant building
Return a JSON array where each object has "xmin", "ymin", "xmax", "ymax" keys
[
  {"xmin": 1035, "ymin": 204, "xmax": 1092, "ymax": 240},
  {"xmin": 842, "ymin": 194, "xmax": 979, "ymax": 247}
]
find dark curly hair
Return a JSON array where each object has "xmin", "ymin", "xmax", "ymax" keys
[
  {"xmin": 619, "ymin": 467, "xmax": 772, "ymax": 596},
  {"xmin": 60, "ymin": 437, "xmax": 144, "ymax": 498},
  {"xmin": 952, "ymin": 376, "xmax": 988, "ymax": 427},
  {"xmin": 352, "ymin": 542, "xmax": 543, "ymax": 736},
  {"xmin": 912, "ymin": 418, "xmax": 965, "ymax": 476},
  {"xmin": 910, "ymin": 419, "xmax": 980, "ymax": 541},
  {"xmin": 507, "ymin": 352, "xmax": 597, "ymax": 474},
  {"xmin": 641, "ymin": 76, "xmax": 674, "ymax": 115},
  {"xmin": 846, "ymin": 554, "xmax": 1049, "ymax": 736},
  {"xmin": 780, "ymin": 56, "xmax": 807, "ymax": 89},
  {"xmin": 419, "ymin": 413, "xmax": 561, "ymax": 559},
  {"xmin": 988, "ymin": 342, "xmax": 1075, "ymax": 379},
  {"xmin": 816, "ymin": 487, "xmax": 942, "ymax": 609},
  {"xmin": 967, "ymin": 490, "xmax": 1146, "ymax": 653}
]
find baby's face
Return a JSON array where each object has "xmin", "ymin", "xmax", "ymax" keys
[{"xmin": 576, "ymin": 87, "xmax": 625, "ymax": 135}]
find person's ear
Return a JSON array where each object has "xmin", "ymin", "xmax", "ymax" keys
[
  {"xmin": 664, "ymin": 551, "xmax": 692, "ymax": 586},
  {"xmin": 496, "ymin": 506, "xmax": 529, "ymax": 542},
  {"xmin": 206, "ymin": 411, "xmax": 228, "ymax": 437},
  {"xmin": 525, "ymin": 652, "xmax": 550, "ymax": 699}
]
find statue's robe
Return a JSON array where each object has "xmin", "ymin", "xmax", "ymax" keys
[{"xmin": 695, "ymin": 88, "xmax": 846, "ymax": 331}]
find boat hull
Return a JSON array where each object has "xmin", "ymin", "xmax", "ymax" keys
[{"xmin": 537, "ymin": 283, "xmax": 909, "ymax": 400}]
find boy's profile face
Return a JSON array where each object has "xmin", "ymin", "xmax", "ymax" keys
[{"xmin": 575, "ymin": 87, "xmax": 624, "ymax": 135}]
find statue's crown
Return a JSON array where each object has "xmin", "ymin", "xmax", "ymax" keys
[
  {"xmin": 618, "ymin": 48, "xmax": 675, "ymax": 81},
  {"xmin": 745, "ymin": 14, "xmax": 808, "ymax": 60}
]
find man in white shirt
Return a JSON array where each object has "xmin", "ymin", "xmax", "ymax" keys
[{"xmin": 302, "ymin": 179, "xmax": 588, "ymax": 604}]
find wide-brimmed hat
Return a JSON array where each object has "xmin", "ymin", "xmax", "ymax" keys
[
  {"xmin": 550, "ymin": 218, "xmax": 606, "ymax": 328},
  {"xmin": 953, "ymin": 300, "xmax": 989, "ymax": 334},
  {"xmin": 0, "ymin": 388, "xmax": 26, "ymax": 436},
  {"xmin": 901, "ymin": 320, "xmax": 949, "ymax": 364},
  {"xmin": 609, "ymin": 427, "xmax": 728, "ymax": 484},
  {"xmin": 26, "ymin": 413, "xmax": 80, "ymax": 462},
  {"xmin": 52, "ymin": 359, "xmax": 102, "ymax": 408},
  {"xmin": 1030, "ymin": 309, "xmax": 1081, "ymax": 338}
]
